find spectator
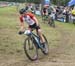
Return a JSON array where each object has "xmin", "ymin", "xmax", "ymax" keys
[
  {"xmin": 64, "ymin": 7, "xmax": 69, "ymax": 23},
  {"xmin": 42, "ymin": 6, "xmax": 48, "ymax": 16},
  {"xmin": 71, "ymin": 7, "xmax": 75, "ymax": 24}
]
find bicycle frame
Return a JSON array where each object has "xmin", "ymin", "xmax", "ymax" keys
[
  {"xmin": 24, "ymin": 30, "xmax": 48, "ymax": 61},
  {"xmin": 27, "ymin": 32, "xmax": 43, "ymax": 49}
]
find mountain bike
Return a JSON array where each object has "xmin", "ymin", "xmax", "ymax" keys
[
  {"xmin": 23, "ymin": 30, "xmax": 49, "ymax": 61},
  {"xmin": 42, "ymin": 14, "xmax": 55, "ymax": 28},
  {"xmin": 42, "ymin": 15, "xmax": 48, "ymax": 23},
  {"xmin": 48, "ymin": 17, "xmax": 55, "ymax": 28}
]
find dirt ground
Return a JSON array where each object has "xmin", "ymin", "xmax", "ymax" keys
[{"xmin": 0, "ymin": 22, "xmax": 75, "ymax": 66}]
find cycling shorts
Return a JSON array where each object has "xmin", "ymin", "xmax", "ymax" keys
[{"xmin": 29, "ymin": 23, "xmax": 40, "ymax": 30}]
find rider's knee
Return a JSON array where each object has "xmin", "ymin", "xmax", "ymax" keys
[{"xmin": 37, "ymin": 29, "xmax": 42, "ymax": 34}]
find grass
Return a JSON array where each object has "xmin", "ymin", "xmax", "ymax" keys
[
  {"xmin": 0, "ymin": 6, "xmax": 73, "ymax": 53},
  {"xmin": 0, "ymin": 6, "xmax": 75, "ymax": 64},
  {"xmin": 0, "ymin": 6, "xmax": 24, "ymax": 56}
]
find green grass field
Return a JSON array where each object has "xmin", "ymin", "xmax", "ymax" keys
[{"xmin": 0, "ymin": 6, "xmax": 75, "ymax": 66}]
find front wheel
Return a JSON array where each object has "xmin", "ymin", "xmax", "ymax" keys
[
  {"xmin": 24, "ymin": 37, "xmax": 38, "ymax": 61},
  {"xmin": 41, "ymin": 35, "xmax": 49, "ymax": 55}
]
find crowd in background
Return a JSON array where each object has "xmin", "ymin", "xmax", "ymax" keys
[
  {"xmin": 25, "ymin": 4, "xmax": 75, "ymax": 23},
  {"xmin": 0, "ymin": 1, "xmax": 75, "ymax": 24},
  {"xmin": 24, "ymin": 3, "xmax": 75, "ymax": 24},
  {"xmin": 55, "ymin": 6, "xmax": 75, "ymax": 24}
]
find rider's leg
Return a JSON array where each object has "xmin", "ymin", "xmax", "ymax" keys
[
  {"xmin": 36, "ymin": 29, "xmax": 45, "ymax": 44},
  {"xmin": 29, "ymin": 23, "xmax": 45, "ymax": 44}
]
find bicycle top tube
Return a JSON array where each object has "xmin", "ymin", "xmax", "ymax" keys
[
  {"xmin": 24, "ymin": 29, "xmax": 38, "ymax": 37},
  {"xmin": 24, "ymin": 30, "xmax": 43, "ymax": 48}
]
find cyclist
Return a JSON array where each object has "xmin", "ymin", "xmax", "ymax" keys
[
  {"xmin": 42, "ymin": 6, "xmax": 48, "ymax": 22},
  {"xmin": 71, "ymin": 7, "xmax": 75, "ymax": 24},
  {"xmin": 18, "ymin": 8, "xmax": 46, "ymax": 46},
  {"xmin": 48, "ymin": 6, "xmax": 56, "ymax": 24},
  {"xmin": 42, "ymin": 6, "xmax": 48, "ymax": 16}
]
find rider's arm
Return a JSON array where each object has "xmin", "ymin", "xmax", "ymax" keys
[
  {"xmin": 29, "ymin": 13, "xmax": 39, "ymax": 26},
  {"xmin": 19, "ymin": 16, "xmax": 25, "ymax": 31},
  {"xmin": 42, "ymin": 9, "xmax": 44, "ymax": 15},
  {"xmin": 32, "ymin": 16, "xmax": 39, "ymax": 26}
]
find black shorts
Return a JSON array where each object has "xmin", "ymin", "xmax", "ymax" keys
[{"xmin": 29, "ymin": 23, "xmax": 40, "ymax": 30}]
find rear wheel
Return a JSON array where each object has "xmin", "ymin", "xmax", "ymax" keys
[{"xmin": 24, "ymin": 37, "xmax": 38, "ymax": 61}]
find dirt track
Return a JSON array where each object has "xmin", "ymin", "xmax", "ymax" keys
[{"xmin": 0, "ymin": 24, "xmax": 75, "ymax": 66}]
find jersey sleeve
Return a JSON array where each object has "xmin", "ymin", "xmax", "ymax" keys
[
  {"xmin": 19, "ymin": 16, "xmax": 23, "ymax": 23},
  {"xmin": 27, "ymin": 13, "xmax": 35, "ymax": 19}
]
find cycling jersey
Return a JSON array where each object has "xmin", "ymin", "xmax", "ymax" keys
[
  {"xmin": 29, "ymin": 23, "xmax": 40, "ymax": 30},
  {"xmin": 71, "ymin": 10, "xmax": 75, "ymax": 16},
  {"xmin": 20, "ymin": 13, "xmax": 35, "ymax": 25}
]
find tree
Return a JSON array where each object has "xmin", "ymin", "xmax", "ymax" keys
[
  {"xmin": 26, "ymin": 0, "xmax": 41, "ymax": 4},
  {"xmin": 0, "ymin": 0, "xmax": 70, "ymax": 5},
  {"xmin": 0, "ymin": 0, "xmax": 42, "ymax": 4},
  {"xmin": 0, "ymin": 0, "xmax": 25, "ymax": 3},
  {"xmin": 52, "ymin": 0, "xmax": 70, "ymax": 6}
]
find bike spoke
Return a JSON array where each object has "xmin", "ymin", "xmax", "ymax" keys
[{"xmin": 24, "ymin": 37, "xmax": 38, "ymax": 61}]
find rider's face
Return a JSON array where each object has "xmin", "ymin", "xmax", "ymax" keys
[
  {"xmin": 21, "ymin": 12, "xmax": 26, "ymax": 17},
  {"xmin": 21, "ymin": 14, "xmax": 24, "ymax": 16}
]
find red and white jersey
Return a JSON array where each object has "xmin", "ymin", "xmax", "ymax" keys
[{"xmin": 20, "ymin": 13, "xmax": 35, "ymax": 25}]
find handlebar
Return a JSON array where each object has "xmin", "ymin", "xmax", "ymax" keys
[
  {"xmin": 18, "ymin": 29, "xmax": 31, "ymax": 35},
  {"xmin": 24, "ymin": 30, "xmax": 31, "ymax": 35}
]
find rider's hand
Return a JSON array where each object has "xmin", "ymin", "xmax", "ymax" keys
[
  {"xmin": 35, "ymin": 25, "xmax": 40, "ymax": 29},
  {"xmin": 18, "ymin": 31, "xmax": 24, "ymax": 35}
]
